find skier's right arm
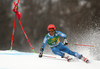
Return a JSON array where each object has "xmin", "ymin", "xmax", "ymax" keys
[{"xmin": 39, "ymin": 36, "xmax": 48, "ymax": 58}]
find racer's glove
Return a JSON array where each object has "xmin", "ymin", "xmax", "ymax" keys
[
  {"xmin": 39, "ymin": 48, "xmax": 44, "ymax": 58},
  {"xmin": 63, "ymin": 38, "xmax": 68, "ymax": 45},
  {"xmin": 39, "ymin": 52, "xmax": 43, "ymax": 58}
]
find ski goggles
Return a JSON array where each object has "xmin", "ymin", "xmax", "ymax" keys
[{"xmin": 49, "ymin": 31, "xmax": 55, "ymax": 33}]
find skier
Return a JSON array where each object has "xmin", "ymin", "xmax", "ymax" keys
[{"xmin": 39, "ymin": 24, "xmax": 89, "ymax": 63}]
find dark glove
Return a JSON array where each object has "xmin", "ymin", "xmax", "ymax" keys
[
  {"xmin": 39, "ymin": 48, "xmax": 44, "ymax": 58},
  {"xmin": 64, "ymin": 42, "xmax": 68, "ymax": 45},
  {"xmin": 39, "ymin": 52, "xmax": 43, "ymax": 58}
]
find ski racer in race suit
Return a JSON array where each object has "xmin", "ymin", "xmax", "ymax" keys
[{"xmin": 39, "ymin": 24, "xmax": 82, "ymax": 59}]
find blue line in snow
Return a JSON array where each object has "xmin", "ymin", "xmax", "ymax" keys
[{"xmin": 0, "ymin": 50, "xmax": 35, "ymax": 55}]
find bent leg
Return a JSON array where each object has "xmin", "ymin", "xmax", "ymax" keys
[
  {"xmin": 51, "ymin": 47, "xmax": 64, "ymax": 57},
  {"xmin": 58, "ymin": 43, "xmax": 81, "ymax": 58},
  {"xmin": 63, "ymin": 47, "xmax": 81, "ymax": 58}
]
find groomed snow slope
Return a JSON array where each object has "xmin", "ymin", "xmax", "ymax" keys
[{"xmin": 0, "ymin": 50, "xmax": 100, "ymax": 69}]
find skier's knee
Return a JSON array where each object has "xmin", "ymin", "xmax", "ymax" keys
[
  {"xmin": 68, "ymin": 51, "xmax": 73, "ymax": 54},
  {"xmin": 75, "ymin": 52, "xmax": 81, "ymax": 58}
]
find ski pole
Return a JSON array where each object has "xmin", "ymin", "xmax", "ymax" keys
[
  {"xmin": 43, "ymin": 55, "xmax": 72, "ymax": 62},
  {"xmin": 43, "ymin": 55, "xmax": 57, "ymax": 58},
  {"xmin": 19, "ymin": 20, "xmax": 35, "ymax": 53},
  {"xmin": 10, "ymin": 14, "xmax": 17, "ymax": 51},
  {"xmin": 68, "ymin": 43, "xmax": 95, "ymax": 47}
]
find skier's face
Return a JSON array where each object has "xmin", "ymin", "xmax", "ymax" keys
[{"xmin": 49, "ymin": 29, "xmax": 55, "ymax": 36}]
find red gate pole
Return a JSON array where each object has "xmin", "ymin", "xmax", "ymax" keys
[
  {"xmin": 19, "ymin": 20, "xmax": 35, "ymax": 53},
  {"xmin": 10, "ymin": 14, "xmax": 17, "ymax": 51}
]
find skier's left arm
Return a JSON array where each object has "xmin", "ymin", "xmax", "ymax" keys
[
  {"xmin": 40, "ymin": 36, "xmax": 48, "ymax": 52},
  {"xmin": 57, "ymin": 31, "xmax": 68, "ymax": 45},
  {"xmin": 39, "ymin": 36, "xmax": 48, "ymax": 58}
]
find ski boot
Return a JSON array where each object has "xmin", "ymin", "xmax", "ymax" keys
[
  {"xmin": 62, "ymin": 54, "xmax": 72, "ymax": 62},
  {"xmin": 65, "ymin": 56, "xmax": 72, "ymax": 62},
  {"xmin": 80, "ymin": 55, "xmax": 89, "ymax": 63}
]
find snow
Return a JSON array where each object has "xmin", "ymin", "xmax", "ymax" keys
[{"xmin": 0, "ymin": 50, "xmax": 100, "ymax": 69}]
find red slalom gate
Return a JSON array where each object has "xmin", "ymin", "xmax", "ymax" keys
[{"xmin": 10, "ymin": 0, "xmax": 35, "ymax": 53}]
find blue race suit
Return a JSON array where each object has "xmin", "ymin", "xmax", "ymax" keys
[{"xmin": 41, "ymin": 31, "xmax": 81, "ymax": 58}]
